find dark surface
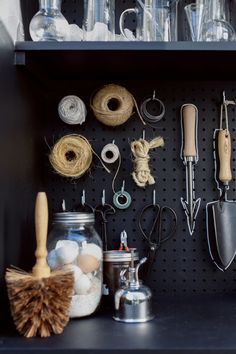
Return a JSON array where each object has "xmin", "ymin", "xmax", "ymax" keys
[
  {"xmin": 14, "ymin": 41, "xmax": 236, "ymax": 80},
  {"xmin": 1, "ymin": 295, "xmax": 236, "ymax": 353}
]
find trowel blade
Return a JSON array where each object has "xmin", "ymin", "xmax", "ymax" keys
[{"xmin": 206, "ymin": 201, "xmax": 236, "ymax": 271}]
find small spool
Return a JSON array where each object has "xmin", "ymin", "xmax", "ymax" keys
[
  {"xmin": 101, "ymin": 143, "xmax": 120, "ymax": 164},
  {"xmin": 58, "ymin": 95, "xmax": 87, "ymax": 125},
  {"xmin": 113, "ymin": 191, "xmax": 132, "ymax": 210}
]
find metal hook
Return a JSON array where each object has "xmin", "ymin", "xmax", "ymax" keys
[
  {"xmin": 102, "ymin": 189, "xmax": 106, "ymax": 206},
  {"xmin": 153, "ymin": 90, "xmax": 156, "ymax": 100},
  {"xmin": 153, "ymin": 189, "xmax": 156, "ymax": 206},
  {"xmin": 121, "ymin": 180, "xmax": 125, "ymax": 194},
  {"xmin": 81, "ymin": 190, "xmax": 86, "ymax": 206},
  {"xmin": 62, "ymin": 199, "xmax": 66, "ymax": 212},
  {"xmin": 112, "ymin": 139, "xmax": 115, "ymax": 144},
  {"xmin": 142, "ymin": 129, "xmax": 146, "ymax": 140}
]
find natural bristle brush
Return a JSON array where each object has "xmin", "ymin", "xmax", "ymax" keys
[{"xmin": 5, "ymin": 192, "xmax": 74, "ymax": 338}]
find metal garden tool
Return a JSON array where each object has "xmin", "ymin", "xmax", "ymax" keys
[
  {"xmin": 180, "ymin": 104, "xmax": 201, "ymax": 235},
  {"xmin": 206, "ymin": 92, "xmax": 236, "ymax": 271}
]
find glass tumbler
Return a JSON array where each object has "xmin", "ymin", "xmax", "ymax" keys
[
  {"xmin": 200, "ymin": 0, "xmax": 235, "ymax": 41},
  {"xmin": 119, "ymin": 0, "xmax": 179, "ymax": 41},
  {"xmin": 83, "ymin": 0, "xmax": 115, "ymax": 41},
  {"xmin": 29, "ymin": 0, "xmax": 69, "ymax": 41}
]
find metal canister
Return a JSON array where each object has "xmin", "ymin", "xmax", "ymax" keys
[{"xmin": 103, "ymin": 249, "xmax": 139, "ymax": 298}]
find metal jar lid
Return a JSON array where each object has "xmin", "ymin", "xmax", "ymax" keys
[
  {"xmin": 53, "ymin": 212, "xmax": 95, "ymax": 224},
  {"xmin": 104, "ymin": 249, "xmax": 139, "ymax": 262}
]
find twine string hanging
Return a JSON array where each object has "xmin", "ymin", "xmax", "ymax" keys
[
  {"xmin": 49, "ymin": 134, "xmax": 110, "ymax": 179},
  {"xmin": 131, "ymin": 137, "xmax": 164, "ymax": 188},
  {"xmin": 91, "ymin": 84, "xmax": 145, "ymax": 127}
]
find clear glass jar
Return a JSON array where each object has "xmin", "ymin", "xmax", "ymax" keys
[
  {"xmin": 47, "ymin": 212, "xmax": 103, "ymax": 318},
  {"xmin": 29, "ymin": 0, "xmax": 69, "ymax": 41}
]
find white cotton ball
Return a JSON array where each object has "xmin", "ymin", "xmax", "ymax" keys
[
  {"xmin": 56, "ymin": 240, "xmax": 79, "ymax": 251},
  {"xmin": 47, "ymin": 250, "xmax": 59, "ymax": 270},
  {"xmin": 63, "ymin": 264, "xmax": 83, "ymax": 283},
  {"xmin": 67, "ymin": 24, "xmax": 83, "ymax": 41},
  {"xmin": 80, "ymin": 243, "xmax": 103, "ymax": 261},
  {"xmin": 75, "ymin": 274, "xmax": 92, "ymax": 295},
  {"xmin": 56, "ymin": 246, "xmax": 79, "ymax": 265}
]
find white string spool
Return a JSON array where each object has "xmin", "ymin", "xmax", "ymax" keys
[
  {"xmin": 101, "ymin": 143, "xmax": 120, "ymax": 164},
  {"xmin": 58, "ymin": 95, "xmax": 87, "ymax": 125}
]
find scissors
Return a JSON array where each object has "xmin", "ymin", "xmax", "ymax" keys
[
  {"xmin": 95, "ymin": 190, "xmax": 116, "ymax": 251},
  {"xmin": 138, "ymin": 190, "xmax": 177, "ymax": 276}
]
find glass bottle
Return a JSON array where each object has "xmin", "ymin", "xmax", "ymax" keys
[
  {"xmin": 29, "ymin": 0, "xmax": 69, "ymax": 41},
  {"xmin": 47, "ymin": 212, "xmax": 103, "ymax": 318}
]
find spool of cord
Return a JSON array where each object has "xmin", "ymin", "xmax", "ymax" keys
[
  {"xmin": 58, "ymin": 95, "xmax": 87, "ymax": 125},
  {"xmin": 91, "ymin": 84, "xmax": 145, "ymax": 127},
  {"xmin": 49, "ymin": 134, "xmax": 93, "ymax": 178},
  {"xmin": 101, "ymin": 143, "xmax": 120, "ymax": 164}
]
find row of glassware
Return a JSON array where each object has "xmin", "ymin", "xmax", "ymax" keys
[{"xmin": 30, "ymin": 0, "xmax": 235, "ymax": 42}]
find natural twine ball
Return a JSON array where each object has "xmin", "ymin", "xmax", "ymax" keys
[
  {"xmin": 90, "ymin": 84, "xmax": 134, "ymax": 127},
  {"xmin": 49, "ymin": 135, "xmax": 93, "ymax": 178}
]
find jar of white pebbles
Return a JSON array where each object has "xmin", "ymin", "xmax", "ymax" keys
[{"xmin": 47, "ymin": 212, "xmax": 102, "ymax": 318}]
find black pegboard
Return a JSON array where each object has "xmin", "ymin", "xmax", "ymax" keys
[{"xmin": 35, "ymin": 79, "xmax": 236, "ymax": 297}]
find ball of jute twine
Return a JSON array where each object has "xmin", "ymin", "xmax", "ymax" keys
[
  {"xmin": 49, "ymin": 135, "xmax": 93, "ymax": 178},
  {"xmin": 91, "ymin": 84, "xmax": 145, "ymax": 126},
  {"xmin": 131, "ymin": 137, "xmax": 164, "ymax": 188}
]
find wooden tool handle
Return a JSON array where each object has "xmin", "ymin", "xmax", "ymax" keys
[
  {"xmin": 182, "ymin": 105, "xmax": 197, "ymax": 158},
  {"xmin": 218, "ymin": 129, "xmax": 232, "ymax": 183},
  {"xmin": 32, "ymin": 192, "xmax": 51, "ymax": 278}
]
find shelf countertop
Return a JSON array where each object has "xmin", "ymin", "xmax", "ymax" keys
[
  {"xmin": 14, "ymin": 41, "xmax": 236, "ymax": 80},
  {"xmin": 1, "ymin": 295, "xmax": 236, "ymax": 353}
]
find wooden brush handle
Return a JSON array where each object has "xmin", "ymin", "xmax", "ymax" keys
[
  {"xmin": 218, "ymin": 129, "xmax": 232, "ymax": 184},
  {"xmin": 182, "ymin": 104, "xmax": 197, "ymax": 158},
  {"xmin": 32, "ymin": 192, "xmax": 51, "ymax": 278}
]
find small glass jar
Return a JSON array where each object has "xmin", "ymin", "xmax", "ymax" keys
[
  {"xmin": 29, "ymin": 0, "xmax": 69, "ymax": 41},
  {"xmin": 47, "ymin": 212, "xmax": 103, "ymax": 318}
]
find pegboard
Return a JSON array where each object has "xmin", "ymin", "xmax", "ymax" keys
[
  {"xmin": 37, "ymin": 78, "xmax": 236, "ymax": 297},
  {"xmin": 21, "ymin": 0, "xmax": 236, "ymax": 297}
]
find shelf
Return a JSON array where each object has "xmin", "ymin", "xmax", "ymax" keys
[
  {"xmin": 14, "ymin": 41, "xmax": 236, "ymax": 80},
  {"xmin": 1, "ymin": 295, "xmax": 236, "ymax": 353}
]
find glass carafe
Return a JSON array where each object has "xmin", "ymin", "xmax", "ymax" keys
[
  {"xmin": 83, "ymin": 0, "xmax": 115, "ymax": 41},
  {"xmin": 119, "ymin": 0, "xmax": 179, "ymax": 41},
  {"xmin": 30, "ymin": 0, "xmax": 69, "ymax": 41}
]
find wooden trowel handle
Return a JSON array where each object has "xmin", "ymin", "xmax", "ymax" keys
[
  {"xmin": 218, "ymin": 129, "xmax": 232, "ymax": 184},
  {"xmin": 182, "ymin": 104, "xmax": 197, "ymax": 158},
  {"xmin": 32, "ymin": 192, "xmax": 50, "ymax": 278}
]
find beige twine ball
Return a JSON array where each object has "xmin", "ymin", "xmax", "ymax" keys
[
  {"xmin": 49, "ymin": 134, "xmax": 93, "ymax": 178},
  {"xmin": 90, "ymin": 84, "xmax": 134, "ymax": 127}
]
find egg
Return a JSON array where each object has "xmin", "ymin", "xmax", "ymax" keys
[
  {"xmin": 77, "ymin": 255, "xmax": 101, "ymax": 273},
  {"xmin": 56, "ymin": 245, "xmax": 79, "ymax": 265},
  {"xmin": 74, "ymin": 274, "xmax": 92, "ymax": 295},
  {"xmin": 56, "ymin": 240, "xmax": 79, "ymax": 252},
  {"xmin": 63, "ymin": 264, "xmax": 83, "ymax": 282},
  {"xmin": 47, "ymin": 250, "xmax": 59, "ymax": 270},
  {"xmin": 80, "ymin": 243, "xmax": 102, "ymax": 261}
]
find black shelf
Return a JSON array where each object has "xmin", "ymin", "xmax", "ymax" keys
[
  {"xmin": 14, "ymin": 41, "xmax": 236, "ymax": 80},
  {"xmin": 1, "ymin": 295, "xmax": 236, "ymax": 353}
]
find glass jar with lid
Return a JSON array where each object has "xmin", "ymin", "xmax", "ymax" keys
[{"xmin": 47, "ymin": 212, "xmax": 103, "ymax": 318}]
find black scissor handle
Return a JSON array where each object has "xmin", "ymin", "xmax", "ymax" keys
[
  {"xmin": 138, "ymin": 204, "xmax": 161, "ymax": 243},
  {"xmin": 158, "ymin": 206, "xmax": 177, "ymax": 244}
]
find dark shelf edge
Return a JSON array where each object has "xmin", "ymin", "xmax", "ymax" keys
[{"xmin": 14, "ymin": 41, "xmax": 236, "ymax": 52}]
